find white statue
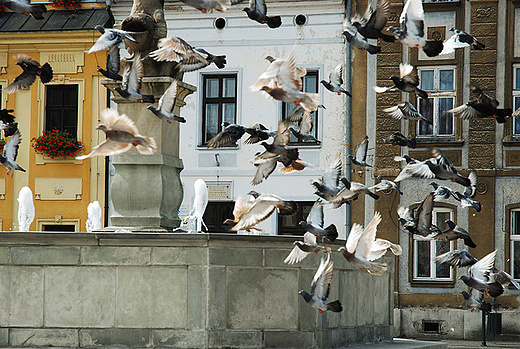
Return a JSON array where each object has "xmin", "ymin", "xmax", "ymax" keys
[
  {"xmin": 188, "ymin": 179, "xmax": 208, "ymax": 233},
  {"xmin": 17, "ymin": 186, "xmax": 35, "ymax": 232},
  {"xmin": 86, "ymin": 201, "xmax": 102, "ymax": 232}
]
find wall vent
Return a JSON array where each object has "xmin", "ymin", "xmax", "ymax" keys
[{"xmin": 422, "ymin": 320, "xmax": 441, "ymax": 333}]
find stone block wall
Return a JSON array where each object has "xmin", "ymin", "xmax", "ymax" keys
[{"xmin": 0, "ymin": 232, "xmax": 394, "ymax": 348}]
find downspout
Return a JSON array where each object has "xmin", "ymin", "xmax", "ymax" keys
[{"xmin": 345, "ymin": 0, "xmax": 352, "ymax": 236}]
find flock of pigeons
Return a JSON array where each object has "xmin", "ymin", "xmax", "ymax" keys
[{"xmin": 0, "ymin": 0, "xmax": 518, "ymax": 313}]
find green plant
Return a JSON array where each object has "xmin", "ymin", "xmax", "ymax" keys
[{"xmin": 31, "ymin": 130, "xmax": 83, "ymax": 159}]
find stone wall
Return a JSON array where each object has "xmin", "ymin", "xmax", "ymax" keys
[{"xmin": 0, "ymin": 232, "xmax": 394, "ymax": 348}]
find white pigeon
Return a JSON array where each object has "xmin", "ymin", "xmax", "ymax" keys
[
  {"xmin": 147, "ymin": 80, "xmax": 186, "ymax": 123},
  {"xmin": 283, "ymin": 232, "xmax": 330, "ymax": 265},
  {"xmin": 87, "ymin": 25, "xmax": 137, "ymax": 54},
  {"xmin": 86, "ymin": 201, "xmax": 103, "ymax": 232},
  {"xmin": 17, "ymin": 186, "xmax": 35, "ymax": 232},
  {"xmin": 188, "ymin": 179, "xmax": 209, "ymax": 233}
]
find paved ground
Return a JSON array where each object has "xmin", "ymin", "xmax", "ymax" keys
[
  {"xmin": 445, "ymin": 339, "xmax": 520, "ymax": 348},
  {"xmin": 343, "ymin": 338, "xmax": 520, "ymax": 348}
]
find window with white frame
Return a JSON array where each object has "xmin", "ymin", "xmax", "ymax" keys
[
  {"xmin": 510, "ymin": 209, "xmax": 520, "ymax": 280},
  {"xmin": 413, "ymin": 208, "xmax": 454, "ymax": 281},
  {"xmin": 417, "ymin": 67, "xmax": 456, "ymax": 137},
  {"xmin": 512, "ymin": 65, "xmax": 520, "ymax": 136}
]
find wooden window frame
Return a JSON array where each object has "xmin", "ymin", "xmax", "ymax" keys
[{"xmin": 45, "ymin": 84, "xmax": 79, "ymax": 137}]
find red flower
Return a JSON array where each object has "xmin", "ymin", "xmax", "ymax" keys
[{"xmin": 31, "ymin": 130, "xmax": 83, "ymax": 158}]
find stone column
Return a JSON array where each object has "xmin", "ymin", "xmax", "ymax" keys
[{"xmin": 102, "ymin": 77, "xmax": 196, "ymax": 230}]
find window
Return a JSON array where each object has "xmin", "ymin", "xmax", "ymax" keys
[
  {"xmin": 412, "ymin": 208, "xmax": 454, "ymax": 281},
  {"xmin": 278, "ymin": 201, "xmax": 314, "ymax": 235},
  {"xmin": 201, "ymin": 74, "xmax": 237, "ymax": 145},
  {"xmin": 417, "ymin": 67, "xmax": 456, "ymax": 137},
  {"xmin": 203, "ymin": 201, "xmax": 235, "ymax": 233},
  {"xmin": 281, "ymin": 70, "xmax": 319, "ymax": 145},
  {"xmin": 513, "ymin": 66, "xmax": 520, "ymax": 136},
  {"xmin": 45, "ymin": 85, "xmax": 79, "ymax": 137},
  {"xmin": 510, "ymin": 209, "xmax": 520, "ymax": 279}
]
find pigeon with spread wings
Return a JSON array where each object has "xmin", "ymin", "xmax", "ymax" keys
[
  {"xmin": 440, "ymin": 28, "xmax": 485, "ymax": 55},
  {"xmin": 348, "ymin": 135, "xmax": 371, "ymax": 167},
  {"xmin": 243, "ymin": 0, "xmax": 281, "ymax": 28},
  {"xmin": 374, "ymin": 63, "xmax": 428, "ymax": 98},
  {"xmin": 383, "ymin": 101, "xmax": 432, "ymax": 124},
  {"xmin": 1, "ymin": 0, "xmax": 47, "ymax": 19},
  {"xmin": 299, "ymin": 254, "xmax": 343, "ymax": 313},
  {"xmin": 87, "ymin": 25, "xmax": 137, "ymax": 54},
  {"xmin": 299, "ymin": 200, "xmax": 338, "ymax": 242},
  {"xmin": 0, "ymin": 130, "xmax": 25, "ymax": 176},
  {"xmin": 350, "ymin": 0, "xmax": 395, "ymax": 42},
  {"xmin": 5, "ymin": 54, "xmax": 53, "ymax": 94},
  {"xmin": 147, "ymin": 80, "xmax": 186, "ymax": 123},
  {"xmin": 284, "ymin": 232, "xmax": 330, "ymax": 265},
  {"xmin": 76, "ymin": 108, "xmax": 156, "ymax": 159},
  {"xmin": 321, "ymin": 64, "xmax": 351, "ymax": 96},
  {"xmin": 342, "ymin": 19, "xmax": 381, "ymax": 55},
  {"xmin": 114, "ymin": 53, "xmax": 155, "ymax": 103}
]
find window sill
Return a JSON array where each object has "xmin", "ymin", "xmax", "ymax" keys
[
  {"xmin": 35, "ymin": 153, "xmax": 83, "ymax": 165},
  {"xmin": 196, "ymin": 145, "xmax": 240, "ymax": 151},
  {"xmin": 415, "ymin": 138, "xmax": 464, "ymax": 148},
  {"xmin": 503, "ymin": 139, "xmax": 520, "ymax": 147},
  {"xmin": 289, "ymin": 143, "xmax": 321, "ymax": 149},
  {"xmin": 410, "ymin": 280, "xmax": 455, "ymax": 288}
]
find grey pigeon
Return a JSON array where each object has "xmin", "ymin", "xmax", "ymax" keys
[
  {"xmin": 440, "ymin": 28, "xmax": 485, "ymax": 55},
  {"xmin": 206, "ymin": 122, "xmax": 245, "ymax": 148},
  {"xmin": 243, "ymin": 0, "xmax": 281, "ymax": 28},
  {"xmin": 434, "ymin": 220, "xmax": 476, "ymax": 248},
  {"xmin": 342, "ymin": 21, "xmax": 381, "ymax": 55},
  {"xmin": 286, "ymin": 106, "xmax": 316, "ymax": 136},
  {"xmin": 350, "ymin": 0, "xmax": 395, "ymax": 42},
  {"xmin": 331, "ymin": 178, "xmax": 379, "ymax": 204},
  {"xmin": 147, "ymin": 80, "xmax": 186, "ymax": 123},
  {"xmin": 289, "ymin": 126, "xmax": 320, "ymax": 144},
  {"xmin": 114, "ymin": 53, "xmax": 155, "ymax": 103},
  {"xmin": 98, "ymin": 45, "xmax": 122, "ymax": 81},
  {"xmin": 449, "ymin": 84, "xmax": 511, "ymax": 124},
  {"xmin": 0, "ymin": 0, "xmax": 46, "ymax": 19},
  {"xmin": 371, "ymin": 176, "xmax": 402, "ymax": 195},
  {"xmin": 299, "ymin": 200, "xmax": 338, "ymax": 242},
  {"xmin": 374, "ymin": 64, "xmax": 428, "ymax": 99},
  {"xmin": 311, "ymin": 157, "xmax": 347, "ymax": 203},
  {"xmin": 461, "ymin": 288, "xmax": 484, "ymax": 311},
  {"xmin": 452, "ymin": 190, "xmax": 481, "ymax": 212},
  {"xmin": 243, "ymin": 123, "xmax": 276, "ymax": 144},
  {"xmin": 430, "ymin": 182, "xmax": 457, "ymax": 200},
  {"xmin": 250, "ymin": 156, "xmax": 277, "ymax": 185},
  {"xmin": 87, "ymin": 26, "xmax": 137, "ymax": 54},
  {"xmin": 383, "ymin": 101, "xmax": 431, "ymax": 124},
  {"xmin": 435, "ymin": 250, "xmax": 479, "ymax": 268},
  {"xmin": 386, "ymin": 0, "xmax": 443, "ymax": 57},
  {"xmin": 284, "ymin": 232, "xmax": 330, "ymax": 265},
  {"xmin": 0, "ymin": 130, "xmax": 25, "ymax": 176},
  {"xmin": 348, "ymin": 135, "xmax": 371, "ymax": 167},
  {"xmin": 5, "ymin": 54, "xmax": 53, "ymax": 94},
  {"xmin": 460, "ymin": 250, "xmax": 503, "ymax": 298},
  {"xmin": 299, "ymin": 254, "xmax": 343, "ymax": 313},
  {"xmin": 397, "ymin": 192, "xmax": 440, "ymax": 237},
  {"xmin": 384, "ymin": 132, "xmax": 416, "ymax": 148},
  {"xmin": 320, "ymin": 64, "xmax": 351, "ymax": 96}
]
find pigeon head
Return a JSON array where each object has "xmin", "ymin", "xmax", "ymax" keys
[
  {"xmin": 390, "ymin": 76, "xmax": 401, "ymax": 85},
  {"xmin": 320, "ymin": 80, "xmax": 327, "ymax": 85},
  {"xmin": 449, "ymin": 27, "xmax": 455, "ymax": 32},
  {"xmin": 297, "ymin": 220, "xmax": 307, "ymax": 228},
  {"xmin": 386, "ymin": 26, "xmax": 400, "ymax": 36},
  {"xmin": 96, "ymin": 124, "xmax": 108, "ymax": 132},
  {"xmin": 146, "ymin": 105, "xmax": 156, "ymax": 112},
  {"xmin": 247, "ymin": 190, "xmax": 260, "ymax": 199},
  {"xmin": 265, "ymin": 56, "xmax": 275, "ymax": 63},
  {"xmin": 94, "ymin": 25, "xmax": 105, "ymax": 34},
  {"xmin": 337, "ymin": 246, "xmax": 347, "ymax": 253},
  {"xmin": 298, "ymin": 290, "xmax": 312, "ymax": 302},
  {"xmin": 260, "ymin": 86, "xmax": 273, "ymax": 93},
  {"xmin": 376, "ymin": 176, "xmax": 383, "ymax": 181},
  {"xmin": 222, "ymin": 122, "xmax": 230, "ymax": 127}
]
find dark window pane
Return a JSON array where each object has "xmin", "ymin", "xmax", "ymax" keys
[
  {"xmin": 417, "ymin": 240, "xmax": 431, "ymax": 277},
  {"xmin": 512, "ymin": 211, "xmax": 520, "ymax": 235},
  {"xmin": 206, "ymin": 78, "xmax": 219, "ymax": 98},
  {"xmin": 420, "ymin": 70, "xmax": 434, "ymax": 91},
  {"xmin": 514, "ymin": 241, "xmax": 520, "ymax": 279},
  {"xmin": 435, "ymin": 240, "xmax": 450, "ymax": 278},
  {"xmin": 203, "ymin": 202, "xmax": 235, "ymax": 233},
  {"xmin": 223, "ymin": 78, "xmax": 235, "ymax": 97},
  {"xmin": 418, "ymin": 98, "xmax": 433, "ymax": 135},
  {"xmin": 202, "ymin": 75, "xmax": 237, "ymax": 146},
  {"xmin": 435, "ymin": 211, "xmax": 451, "ymax": 231},
  {"xmin": 514, "ymin": 97, "xmax": 520, "ymax": 135},
  {"xmin": 42, "ymin": 224, "xmax": 76, "ymax": 232},
  {"xmin": 438, "ymin": 98, "xmax": 454, "ymax": 135},
  {"xmin": 45, "ymin": 85, "xmax": 79, "ymax": 137},
  {"xmin": 439, "ymin": 70, "xmax": 454, "ymax": 91},
  {"xmin": 516, "ymin": 68, "xmax": 520, "ymax": 90},
  {"xmin": 278, "ymin": 201, "xmax": 314, "ymax": 235}
]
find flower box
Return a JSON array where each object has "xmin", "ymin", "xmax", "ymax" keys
[{"xmin": 31, "ymin": 130, "xmax": 83, "ymax": 159}]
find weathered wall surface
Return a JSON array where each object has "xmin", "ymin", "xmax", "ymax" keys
[{"xmin": 0, "ymin": 232, "xmax": 394, "ymax": 348}]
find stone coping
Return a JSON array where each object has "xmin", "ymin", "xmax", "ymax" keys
[{"xmin": 0, "ymin": 231, "xmax": 347, "ymax": 246}]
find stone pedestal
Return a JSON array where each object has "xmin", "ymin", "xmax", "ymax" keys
[{"xmin": 101, "ymin": 77, "xmax": 196, "ymax": 229}]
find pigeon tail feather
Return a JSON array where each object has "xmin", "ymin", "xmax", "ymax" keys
[
  {"xmin": 266, "ymin": 16, "xmax": 282, "ymax": 29},
  {"xmin": 367, "ymin": 45, "xmax": 382, "ymax": 55},
  {"xmin": 141, "ymin": 95, "xmax": 155, "ymax": 103},
  {"xmin": 367, "ymin": 262, "xmax": 387, "ymax": 275},
  {"xmin": 212, "ymin": 55, "xmax": 227, "ymax": 69},
  {"xmin": 40, "ymin": 63, "xmax": 53, "ymax": 84},
  {"xmin": 416, "ymin": 88, "xmax": 429, "ymax": 100},
  {"xmin": 135, "ymin": 136, "xmax": 157, "ymax": 155},
  {"xmin": 323, "ymin": 224, "xmax": 338, "ymax": 242},
  {"xmin": 326, "ymin": 300, "xmax": 343, "ymax": 313},
  {"xmin": 422, "ymin": 40, "xmax": 444, "ymax": 57}
]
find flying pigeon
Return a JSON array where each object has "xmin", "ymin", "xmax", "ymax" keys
[
  {"xmin": 434, "ymin": 220, "xmax": 476, "ymax": 248},
  {"xmin": 440, "ymin": 28, "xmax": 485, "ymax": 55},
  {"xmin": 5, "ymin": 54, "xmax": 53, "ymax": 94},
  {"xmin": 384, "ymin": 132, "xmax": 417, "ymax": 148},
  {"xmin": 461, "ymin": 288, "xmax": 484, "ymax": 311},
  {"xmin": 330, "ymin": 178, "xmax": 380, "ymax": 205},
  {"xmin": 299, "ymin": 200, "xmax": 338, "ymax": 242},
  {"xmin": 397, "ymin": 192, "xmax": 440, "ymax": 237},
  {"xmin": 0, "ymin": 129, "xmax": 25, "ymax": 176},
  {"xmin": 0, "ymin": 109, "xmax": 18, "ymax": 137},
  {"xmin": 342, "ymin": 20, "xmax": 381, "ymax": 55},
  {"xmin": 299, "ymin": 254, "xmax": 343, "ymax": 313},
  {"xmin": 451, "ymin": 190, "xmax": 481, "ymax": 212},
  {"xmin": 76, "ymin": 108, "xmax": 156, "ymax": 159},
  {"xmin": 435, "ymin": 250, "xmax": 479, "ymax": 268},
  {"xmin": 284, "ymin": 232, "xmax": 330, "ymax": 265},
  {"xmin": 374, "ymin": 63, "xmax": 428, "ymax": 99},
  {"xmin": 98, "ymin": 45, "xmax": 122, "ymax": 81},
  {"xmin": 394, "ymin": 148, "xmax": 472, "ymax": 187},
  {"xmin": 150, "ymin": 37, "xmax": 226, "ymax": 72},
  {"xmin": 430, "ymin": 182, "xmax": 457, "ymax": 200},
  {"xmin": 250, "ymin": 156, "xmax": 278, "ymax": 185},
  {"xmin": 114, "ymin": 53, "xmax": 155, "ymax": 103},
  {"xmin": 0, "ymin": 0, "xmax": 47, "ymax": 19},
  {"xmin": 243, "ymin": 0, "xmax": 282, "ymax": 29},
  {"xmin": 311, "ymin": 157, "xmax": 347, "ymax": 203},
  {"xmin": 180, "ymin": 0, "xmax": 242, "ymax": 12},
  {"xmin": 371, "ymin": 176, "xmax": 403, "ymax": 195},
  {"xmin": 188, "ymin": 179, "xmax": 209, "ymax": 232},
  {"xmin": 260, "ymin": 84, "xmax": 321, "ymax": 113},
  {"xmin": 147, "ymin": 80, "xmax": 186, "ymax": 123},
  {"xmin": 383, "ymin": 101, "xmax": 432, "ymax": 124},
  {"xmin": 348, "ymin": 135, "xmax": 371, "ymax": 167},
  {"xmin": 320, "ymin": 64, "xmax": 351, "ymax": 96},
  {"xmin": 386, "ymin": 0, "xmax": 444, "ymax": 57},
  {"xmin": 254, "ymin": 121, "xmax": 291, "ymax": 159},
  {"xmin": 226, "ymin": 191, "xmax": 297, "ymax": 232},
  {"xmin": 87, "ymin": 25, "xmax": 137, "ymax": 54},
  {"xmin": 448, "ymin": 84, "xmax": 512, "ymax": 124},
  {"xmin": 206, "ymin": 122, "xmax": 245, "ymax": 148},
  {"xmin": 338, "ymin": 212, "xmax": 399, "ymax": 275},
  {"xmin": 350, "ymin": 0, "xmax": 395, "ymax": 42},
  {"xmin": 288, "ymin": 127, "xmax": 320, "ymax": 144},
  {"xmin": 460, "ymin": 250, "xmax": 504, "ymax": 298},
  {"xmin": 286, "ymin": 105, "xmax": 316, "ymax": 135},
  {"xmin": 243, "ymin": 123, "xmax": 276, "ymax": 144},
  {"xmin": 251, "ymin": 50, "xmax": 306, "ymax": 91}
]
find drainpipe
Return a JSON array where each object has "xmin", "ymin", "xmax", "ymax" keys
[{"xmin": 344, "ymin": 0, "xmax": 352, "ymax": 236}]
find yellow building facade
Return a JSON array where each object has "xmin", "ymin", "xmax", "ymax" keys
[{"xmin": 0, "ymin": 7, "xmax": 110, "ymax": 231}]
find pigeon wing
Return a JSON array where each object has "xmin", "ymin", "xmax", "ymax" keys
[
  {"xmin": 310, "ymin": 254, "xmax": 333, "ymax": 300},
  {"xmin": 77, "ymin": 139, "xmax": 133, "ymax": 159},
  {"xmin": 369, "ymin": 0, "xmax": 390, "ymax": 31},
  {"xmin": 299, "ymin": 111, "xmax": 314, "ymax": 134},
  {"xmin": 329, "ymin": 64, "xmax": 343, "ymax": 86},
  {"xmin": 4, "ymin": 130, "xmax": 22, "ymax": 161},
  {"xmin": 401, "ymin": 0, "xmax": 425, "ymax": 38},
  {"xmin": 102, "ymin": 109, "xmax": 140, "ymax": 135},
  {"xmin": 366, "ymin": 238, "xmax": 402, "ymax": 261},
  {"xmin": 322, "ymin": 157, "xmax": 342, "ymax": 188},
  {"xmin": 5, "ymin": 70, "xmax": 37, "ymax": 94},
  {"xmin": 149, "ymin": 37, "xmax": 193, "ymax": 62},
  {"xmin": 400, "ymin": 64, "xmax": 419, "ymax": 86},
  {"xmin": 307, "ymin": 200, "xmax": 324, "ymax": 228},
  {"xmin": 355, "ymin": 211, "xmax": 382, "ymax": 260},
  {"xmin": 469, "ymin": 250, "xmax": 496, "ymax": 283},
  {"xmin": 415, "ymin": 192, "xmax": 435, "ymax": 235},
  {"xmin": 273, "ymin": 121, "xmax": 290, "ymax": 146},
  {"xmin": 106, "ymin": 45, "xmax": 121, "ymax": 75},
  {"xmin": 251, "ymin": 157, "xmax": 277, "ymax": 185},
  {"xmin": 230, "ymin": 198, "xmax": 277, "ymax": 231},
  {"xmin": 127, "ymin": 53, "xmax": 143, "ymax": 93},
  {"xmin": 355, "ymin": 135, "xmax": 369, "ymax": 162},
  {"xmin": 158, "ymin": 80, "xmax": 178, "ymax": 113}
]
